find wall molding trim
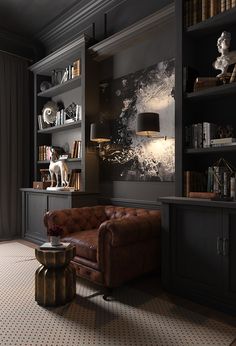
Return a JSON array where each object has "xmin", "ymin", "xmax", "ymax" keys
[
  {"xmin": 99, "ymin": 197, "xmax": 160, "ymax": 210},
  {"xmin": 89, "ymin": 3, "xmax": 175, "ymax": 61},
  {"xmin": 36, "ymin": 0, "xmax": 119, "ymax": 49}
]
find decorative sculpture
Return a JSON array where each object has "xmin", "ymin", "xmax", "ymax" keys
[
  {"xmin": 48, "ymin": 147, "xmax": 69, "ymax": 188},
  {"xmin": 213, "ymin": 31, "xmax": 236, "ymax": 77}
]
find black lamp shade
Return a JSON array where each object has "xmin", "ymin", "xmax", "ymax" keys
[
  {"xmin": 90, "ymin": 122, "xmax": 110, "ymax": 143},
  {"xmin": 136, "ymin": 112, "xmax": 160, "ymax": 137}
]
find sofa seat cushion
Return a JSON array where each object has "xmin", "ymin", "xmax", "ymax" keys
[{"xmin": 62, "ymin": 229, "xmax": 98, "ymax": 262}]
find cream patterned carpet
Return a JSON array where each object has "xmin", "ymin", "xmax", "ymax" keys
[{"xmin": 0, "ymin": 241, "xmax": 235, "ymax": 346}]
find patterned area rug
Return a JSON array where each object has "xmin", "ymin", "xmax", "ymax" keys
[{"xmin": 0, "ymin": 242, "xmax": 235, "ymax": 346}]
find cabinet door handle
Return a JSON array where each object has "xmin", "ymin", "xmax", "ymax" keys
[
  {"xmin": 222, "ymin": 238, "xmax": 229, "ymax": 256},
  {"xmin": 217, "ymin": 237, "xmax": 222, "ymax": 255}
]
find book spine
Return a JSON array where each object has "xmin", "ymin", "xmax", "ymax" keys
[
  {"xmin": 213, "ymin": 166, "xmax": 220, "ymax": 194},
  {"xmin": 207, "ymin": 166, "xmax": 213, "ymax": 192},
  {"xmin": 201, "ymin": 0, "xmax": 208, "ymax": 20},
  {"xmin": 193, "ymin": 0, "xmax": 198, "ymax": 24},
  {"xmin": 210, "ymin": 0, "xmax": 218, "ymax": 17},
  {"xmin": 221, "ymin": 0, "xmax": 226, "ymax": 11},
  {"xmin": 230, "ymin": 64, "xmax": 236, "ymax": 83},
  {"xmin": 188, "ymin": 0, "xmax": 193, "ymax": 26},
  {"xmin": 226, "ymin": 0, "xmax": 231, "ymax": 10},
  {"xmin": 193, "ymin": 124, "xmax": 198, "ymax": 148},
  {"xmin": 232, "ymin": 0, "xmax": 236, "ymax": 7},
  {"xmin": 223, "ymin": 171, "xmax": 229, "ymax": 196},
  {"xmin": 197, "ymin": 123, "xmax": 203, "ymax": 148},
  {"xmin": 185, "ymin": 0, "xmax": 190, "ymax": 27},
  {"xmin": 77, "ymin": 140, "xmax": 82, "ymax": 158},
  {"xmin": 186, "ymin": 171, "xmax": 191, "ymax": 197},
  {"xmin": 189, "ymin": 192, "xmax": 216, "ymax": 199},
  {"xmin": 230, "ymin": 176, "xmax": 236, "ymax": 199}
]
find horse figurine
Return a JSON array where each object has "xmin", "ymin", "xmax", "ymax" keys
[{"xmin": 49, "ymin": 147, "xmax": 69, "ymax": 188}]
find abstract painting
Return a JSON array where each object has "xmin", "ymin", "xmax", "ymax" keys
[{"xmin": 99, "ymin": 58, "xmax": 175, "ymax": 182}]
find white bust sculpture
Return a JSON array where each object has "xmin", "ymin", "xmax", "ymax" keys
[{"xmin": 213, "ymin": 31, "xmax": 236, "ymax": 77}]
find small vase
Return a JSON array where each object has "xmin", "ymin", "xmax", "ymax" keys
[{"xmin": 50, "ymin": 236, "xmax": 61, "ymax": 246}]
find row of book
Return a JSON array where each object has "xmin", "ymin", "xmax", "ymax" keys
[
  {"xmin": 38, "ymin": 104, "xmax": 82, "ymax": 130},
  {"xmin": 51, "ymin": 59, "xmax": 81, "ymax": 86},
  {"xmin": 38, "ymin": 143, "xmax": 81, "ymax": 161},
  {"xmin": 71, "ymin": 140, "xmax": 82, "ymax": 159},
  {"xmin": 185, "ymin": 122, "xmax": 236, "ymax": 149},
  {"xmin": 185, "ymin": 0, "xmax": 236, "ymax": 27},
  {"xmin": 69, "ymin": 169, "xmax": 81, "ymax": 190},
  {"xmin": 38, "ymin": 145, "xmax": 51, "ymax": 161},
  {"xmin": 185, "ymin": 122, "xmax": 217, "ymax": 148},
  {"xmin": 37, "ymin": 168, "xmax": 81, "ymax": 190},
  {"xmin": 184, "ymin": 167, "xmax": 236, "ymax": 199}
]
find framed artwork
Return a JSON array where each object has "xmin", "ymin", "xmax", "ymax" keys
[{"xmin": 99, "ymin": 58, "xmax": 175, "ymax": 182}]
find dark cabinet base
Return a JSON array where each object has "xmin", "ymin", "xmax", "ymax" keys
[
  {"xmin": 21, "ymin": 188, "xmax": 99, "ymax": 244},
  {"xmin": 160, "ymin": 197, "xmax": 236, "ymax": 315}
]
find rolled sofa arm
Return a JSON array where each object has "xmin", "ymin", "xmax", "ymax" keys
[
  {"xmin": 98, "ymin": 213, "xmax": 161, "ymax": 248},
  {"xmin": 44, "ymin": 209, "xmax": 74, "ymax": 237}
]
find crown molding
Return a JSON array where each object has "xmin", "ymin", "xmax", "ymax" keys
[
  {"xmin": 89, "ymin": 3, "xmax": 174, "ymax": 61},
  {"xmin": 29, "ymin": 34, "xmax": 89, "ymax": 74},
  {"xmin": 36, "ymin": 0, "xmax": 119, "ymax": 48}
]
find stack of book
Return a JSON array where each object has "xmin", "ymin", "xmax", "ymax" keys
[
  {"xmin": 185, "ymin": 0, "xmax": 236, "ymax": 27},
  {"xmin": 210, "ymin": 137, "xmax": 236, "ymax": 147},
  {"xmin": 193, "ymin": 77, "xmax": 221, "ymax": 92}
]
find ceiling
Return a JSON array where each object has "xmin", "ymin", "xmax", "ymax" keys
[{"xmin": 0, "ymin": 0, "xmax": 82, "ymax": 38}]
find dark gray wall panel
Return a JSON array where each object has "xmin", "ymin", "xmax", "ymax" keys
[{"xmin": 99, "ymin": 20, "xmax": 175, "ymax": 203}]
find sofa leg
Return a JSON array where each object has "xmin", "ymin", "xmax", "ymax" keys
[{"xmin": 103, "ymin": 287, "xmax": 113, "ymax": 301}]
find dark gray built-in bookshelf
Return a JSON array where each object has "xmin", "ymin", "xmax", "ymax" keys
[
  {"xmin": 21, "ymin": 34, "xmax": 100, "ymax": 243},
  {"xmin": 176, "ymin": 0, "xmax": 236, "ymax": 196},
  {"xmin": 161, "ymin": 0, "xmax": 236, "ymax": 315}
]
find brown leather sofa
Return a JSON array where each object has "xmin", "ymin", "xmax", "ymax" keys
[{"xmin": 44, "ymin": 205, "xmax": 161, "ymax": 292}]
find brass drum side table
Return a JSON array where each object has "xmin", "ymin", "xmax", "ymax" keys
[{"xmin": 35, "ymin": 245, "xmax": 76, "ymax": 306}]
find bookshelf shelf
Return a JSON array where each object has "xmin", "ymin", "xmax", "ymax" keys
[
  {"xmin": 37, "ymin": 160, "xmax": 49, "ymax": 164},
  {"xmin": 185, "ymin": 146, "xmax": 236, "ymax": 154},
  {"xmin": 37, "ymin": 158, "xmax": 81, "ymax": 164},
  {"xmin": 186, "ymin": 6, "xmax": 236, "ymax": 37},
  {"xmin": 186, "ymin": 82, "xmax": 236, "ymax": 100},
  {"xmin": 37, "ymin": 76, "xmax": 81, "ymax": 98},
  {"xmin": 38, "ymin": 121, "xmax": 81, "ymax": 134}
]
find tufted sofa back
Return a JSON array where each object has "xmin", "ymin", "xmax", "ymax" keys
[
  {"xmin": 44, "ymin": 205, "xmax": 159, "ymax": 236},
  {"xmin": 104, "ymin": 206, "xmax": 158, "ymax": 219}
]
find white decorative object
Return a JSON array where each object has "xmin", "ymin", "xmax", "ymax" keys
[
  {"xmin": 50, "ymin": 236, "xmax": 61, "ymax": 246},
  {"xmin": 48, "ymin": 147, "xmax": 69, "ymax": 188},
  {"xmin": 213, "ymin": 31, "xmax": 236, "ymax": 77},
  {"xmin": 42, "ymin": 101, "xmax": 58, "ymax": 124}
]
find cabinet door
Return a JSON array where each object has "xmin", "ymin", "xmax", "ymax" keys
[
  {"xmin": 24, "ymin": 192, "xmax": 47, "ymax": 243},
  {"xmin": 223, "ymin": 210, "xmax": 236, "ymax": 304},
  {"xmin": 48, "ymin": 194, "xmax": 70, "ymax": 211},
  {"xmin": 171, "ymin": 205, "xmax": 223, "ymax": 297}
]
